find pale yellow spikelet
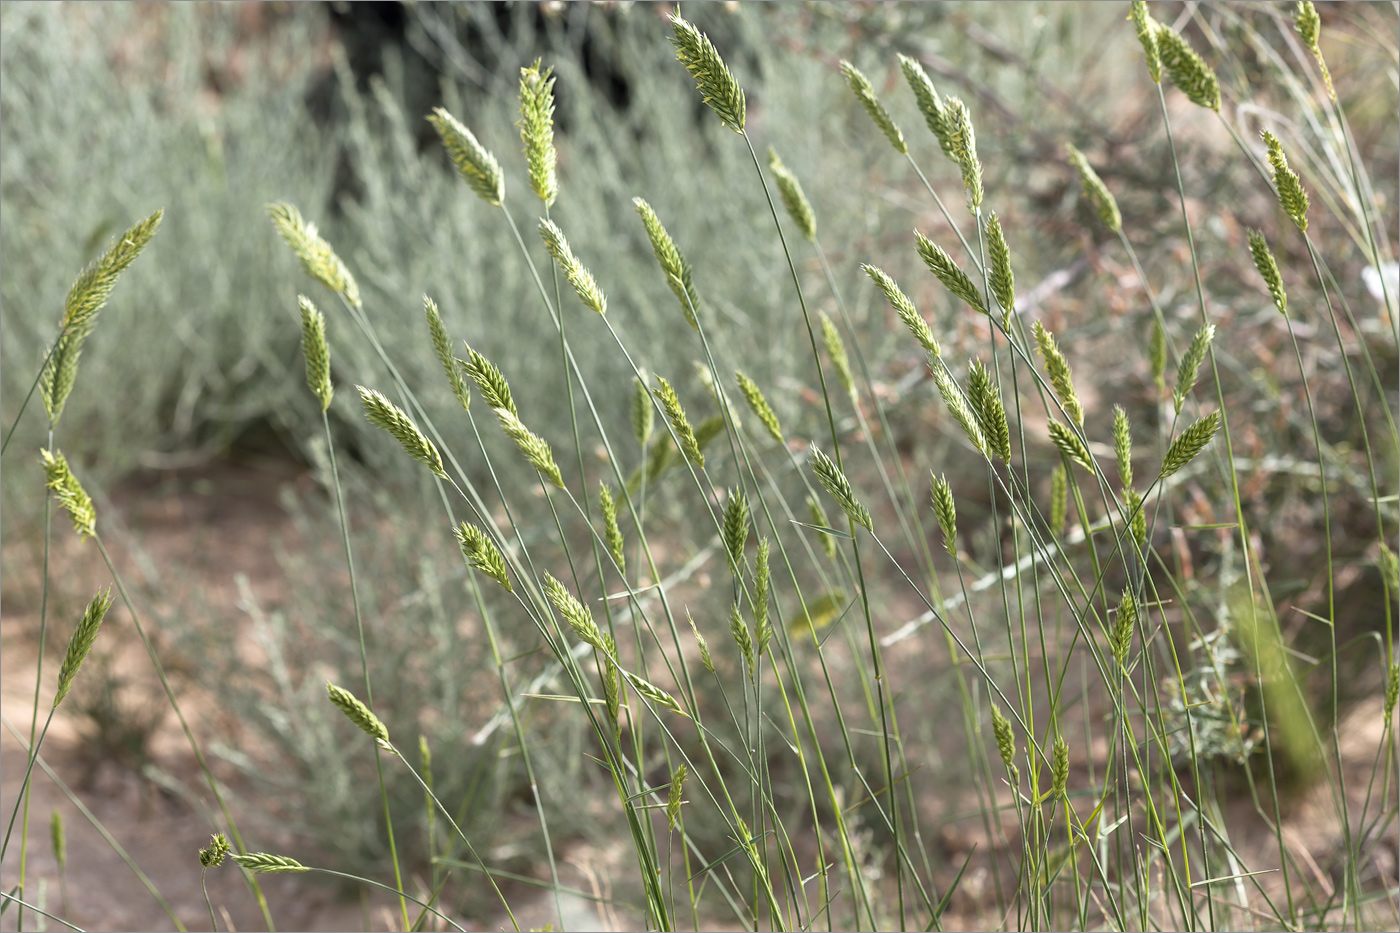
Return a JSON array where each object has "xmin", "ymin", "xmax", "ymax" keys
[
  {"xmin": 455, "ymin": 523, "xmax": 512, "ymax": 592},
  {"xmin": 41, "ymin": 448, "xmax": 96, "ymax": 539},
  {"xmin": 841, "ymin": 59, "xmax": 906, "ymax": 155},
  {"xmin": 326, "ymin": 681, "xmax": 394, "ymax": 752},
  {"xmin": 767, "ymin": 148, "xmax": 817, "ymax": 243},
  {"xmin": 820, "ymin": 312, "xmax": 857, "ymax": 404},
  {"xmin": 809, "ymin": 447, "xmax": 872, "ymax": 532},
  {"xmin": 267, "ymin": 202, "xmax": 360, "ymax": 308},
  {"xmin": 427, "ymin": 107, "xmax": 505, "ymax": 206},
  {"xmin": 624, "ymin": 671, "xmax": 688, "ymax": 717},
  {"xmin": 495, "ymin": 408, "xmax": 564, "ymax": 489},
  {"xmin": 517, "ymin": 59, "xmax": 558, "ymax": 207},
  {"xmin": 863, "ymin": 263, "xmax": 940, "ymax": 356},
  {"xmin": 655, "ymin": 377, "xmax": 704, "ymax": 469},
  {"xmin": 1033, "ymin": 321, "xmax": 1084, "ymax": 427},
  {"xmin": 357, "ymin": 386, "xmax": 446, "ymax": 479},
  {"xmin": 735, "ymin": 371, "xmax": 784, "ymax": 444},
  {"xmin": 539, "ymin": 218, "xmax": 607, "ymax": 315},
  {"xmin": 599, "ymin": 483, "xmax": 625, "ymax": 574},
  {"xmin": 424, "ymin": 296, "xmax": 470, "ymax": 413},
  {"xmin": 670, "ymin": 13, "xmax": 745, "ymax": 133},
  {"xmin": 299, "ymin": 296, "xmax": 334, "ymax": 412},
  {"xmin": 634, "ymin": 197, "xmax": 699, "ymax": 329}
]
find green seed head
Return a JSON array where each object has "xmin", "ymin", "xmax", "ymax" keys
[
  {"xmin": 54, "ymin": 588, "xmax": 113, "ymax": 708},
  {"xmin": 735, "ymin": 371, "xmax": 784, "ymax": 444},
  {"xmin": 41, "ymin": 448, "xmax": 96, "ymax": 540},
  {"xmin": 326, "ymin": 681, "xmax": 393, "ymax": 752},
  {"xmin": 428, "ymin": 107, "xmax": 505, "ymax": 206},
  {"xmin": 455, "ymin": 522, "xmax": 513, "ymax": 593},
  {"xmin": 423, "ymin": 296, "xmax": 469, "ymax": 414},
  {"xmin": 670, "ymin": 13, "xmax": 745, "ymax": 133},
  {"xmin": 1262, "ymin": 130, "xmax": 1310, "ymax": 233},
  {"xmin": 1248, "ymin": 230, "xmax": 1287, "ymax": 316},
  {"xmin": 299, "ymin": 296, "xmax": 334, "ymax": 412},
  {"xmin": 267, "ymin": 203, "xmax": 360, "ymax": 308},
  {"xmin": 863, "ymin": 263, "xmax": 940, "ymax": 356},
  {"xmin": 722, "ymin": 489, "xmax": 750, "ymax": 577},
  {"xmin": 841, "ymin": 59, "xmax": 906, "ymax": 155},
  {"xmin": 916, "ymin": 232, "xmax": 986, "ymax": 315},
  {"xmin": 539, "ymin": 218, "xmax": 607, "ymax": 315},
  {"xmin": 1066, "ymin": 144, "xmax": 1122, "ymax": 234},
  {"xmin": 767, "ymin": 148, "xmax": 817, "ymax": 243},
  {"xmin": 930, "ymin": 472, "xmax": 958, "ymax": 558},
  {"xmin": 1161, "ymin": 411, "xmax": 1221, "ymax": 479},
  {"xmin": 1156, "ymin": 23, "xmax": 1221, "ymax": 111},
  {"xmin": 1128, "ymin": 2, "xmax": 1161, "ymax": 83},
  {"xmin": 357, "ymin": 385, "xmax": 446, "ymax": 479},
  {"xmin": 809, "ymin": 447, "xmax": 872, "ymax": 532},
  {"xmin": 517, "ymin": 59, "xmax": 558, "ymax": 207},
  {"xmin": 199, "ymin": 833, "xmax": 230, "ymax": 869}
]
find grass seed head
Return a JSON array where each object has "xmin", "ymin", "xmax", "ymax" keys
[
  {"xmin": 423, "ymin": 296, "xmax": 469, "ymax": 413},
  {"xmin": 990, "ymin": 704, "xmax": 1018, "ymax": 781},
  {"xmin": 986, "ymin": 212, "xmax": 1016, "ymax": 321},
  {"xmin": 1262, "ymin": 130, "xmax": 1310, "ymax": 233},
  {"xmin": 944, "ymin": 96, "xmax": 984, "ymax": 210},
  {"xmin": 655, "ymin": 377, "xmax": 704, "ymax": 469},
  {"xmin": 1050, "ymin": 464, "xmax": 1068, "ymax": 535},
  {"xmin": 494, "ymin": 408, "xmax": 564, "ymax": 489},
  {"xmin": 298, "ymin": 296, "xmax": 334, "ymax": 412},
  {"xmin": 723, "ymin": 489, "xmax": 750, "ymax": 577},
  {"xmin": 754, "ymin": 538, "xmax": 771, "ymax": 656},
  {"xmin": 357, "ymin": 386, "xmax": 446, "ymax": 479},
  {"xmin": 632, "ymin": 371, "xmax": 654, "ymax": 447},
  {"xmin": 1156, "ymin": 23, "xmax": 1221, "ymax": 111},
  {"xmin": 624, "ymin": 671, "xmax": 687, "ymax": 717},
  {"xmin": 1128, "ymin": 2, "xmax": 1162, "ymax": 83},
  {"xmin": 1051, "ymin": 734, "xmax": 1070, "ymax": 798},
  {"xmin": 599, "ymin": 483, "xmax": 625, "ymax": 575},
  {"xmin": 1149, "ymin": 316, "xmax": 1167, "ymax": 394},
  {"xmin": 688, "ymin": 610, "xmax": 715, "ymax": 674},
  {"xmin": 1125, "ymin": 487, "xmax": 1147, "ymax": 551},
  {"xmin": 730, "ymin": 601, "xmax": 755, "ymax": 676},
  {"xmin": 735, "ymin": 371, "xmax": 784, "ymax": 444},
  {"xmin": 1033, "ymin": 320, "xmax": 1084, "ymax": 427},
  {"xmin": 1066, "ymin": 144, "xmax": 1122, "ymax": 234},
  {"xmin": 1112, "ymin": 589, "xmax": 1137, "ymax": 669},
  {"xmin": 51, "ymin": 811, "xmax": 66, "ymax": 872},
  {"xmin": 863, "ymin": 264, "xmax": 940, "ymax": 356},
  {"xmin": 1113, "ymin": 405, "xmax": 1133, "ymax": 488},
  {"xmin": 1049, "ymin": 421, "xmax": 1095, "ymax": 473},
  {"xmin": 967, "ymin": 359, "xmax": 1011, "ymax": 462},
  {"xmin": 199, "ymin": 833, "xmax": 230, "ymax": 869},
  {"xmin": 41, "ymin": 210, "xmax": 163, "ymax": 425},
  {"xmin": 767, "ymin": 148, "xmax": 817, "ymax": 243},
  {"xmin": 930, "ymin": 473, "xmax": 958, "ymax": 558},
  {"xmin": 54, "ymin": 587, "xmax": 113, "ymax": 708},
  {"xmin": 517, "ymin": 59, "xmax": 558, "ymax": 207},
  {"xmin": 233, "ymin": 853, "xmax": 310, "ymax": 875},
  {"xmin": 1161, "ymin": 411, "xmax": 1221, "ymax": 479},
  {"xmin": 1248, "ymin": 230, "xmax": 1288, "ymax": 316},
  {"xmin": 41, "ymin": 448, "xmax": 96, "ymax": 540},
  {"xmin": 916, "ymin": 232, "xmax": 986, "ymax": 315},
  {"xmin": 545, "ymin": 572, "xmax": 603, "ymax": 649},
  {"xmin": 539, "ymin": 218, "xmax": 607, "ymax": 315},
  {"xmin": 898, "ymin": 53, "xmax": 957, "ymax": 160},
  {"xmin": 1293, "ymin": 1, "xmax": 1333, "ymax": 98},
  {"xmin": 670, "ymin": 13, "xmax": 745, "ymax": 133},
  {"xmin": 634, "ymin": 197, "xmax": 699, "ymax": 329},
  {"xmin": 809, "ymin": 447, "xmax": 872, "ymax": 532},
  {"xmin": 1173, "ymin": 322, "xmax": 1215, "ymax": 415},
  {"xmin": 428, "ymin": 107, "xmax": 504, "ymax": 206},
  {"xmin": 326, "ymin": 682, "xmax": 393, "ymax": 752},
  {"xmin": 455, "ymin": 522, "xmax": 513, "ymax": 593},
  {"xmin": 931, "ymin": 361, "xmax": 987, "ymax": 457},
  {"xmin": 666, "ymin": 765, "xmax": 688, "ymax": 831},
  {"xmin": 841, "ymin": 59, "xmax": 906, "ymax": 155},
  {"xmin": 819, "ymin": 311, "xmax": 856, "ymax": 403},
  {"xmin": 462, "ymin": 344, "xmax": 517, "ymax": 416},
  {"xmin": 267, "ymin": 202, "xmax": 360, "ymax": 308}
]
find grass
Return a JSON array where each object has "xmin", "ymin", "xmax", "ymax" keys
[{"xmin": 1, "ymin": 1, "xmax": 1397, "ymax": 930}]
